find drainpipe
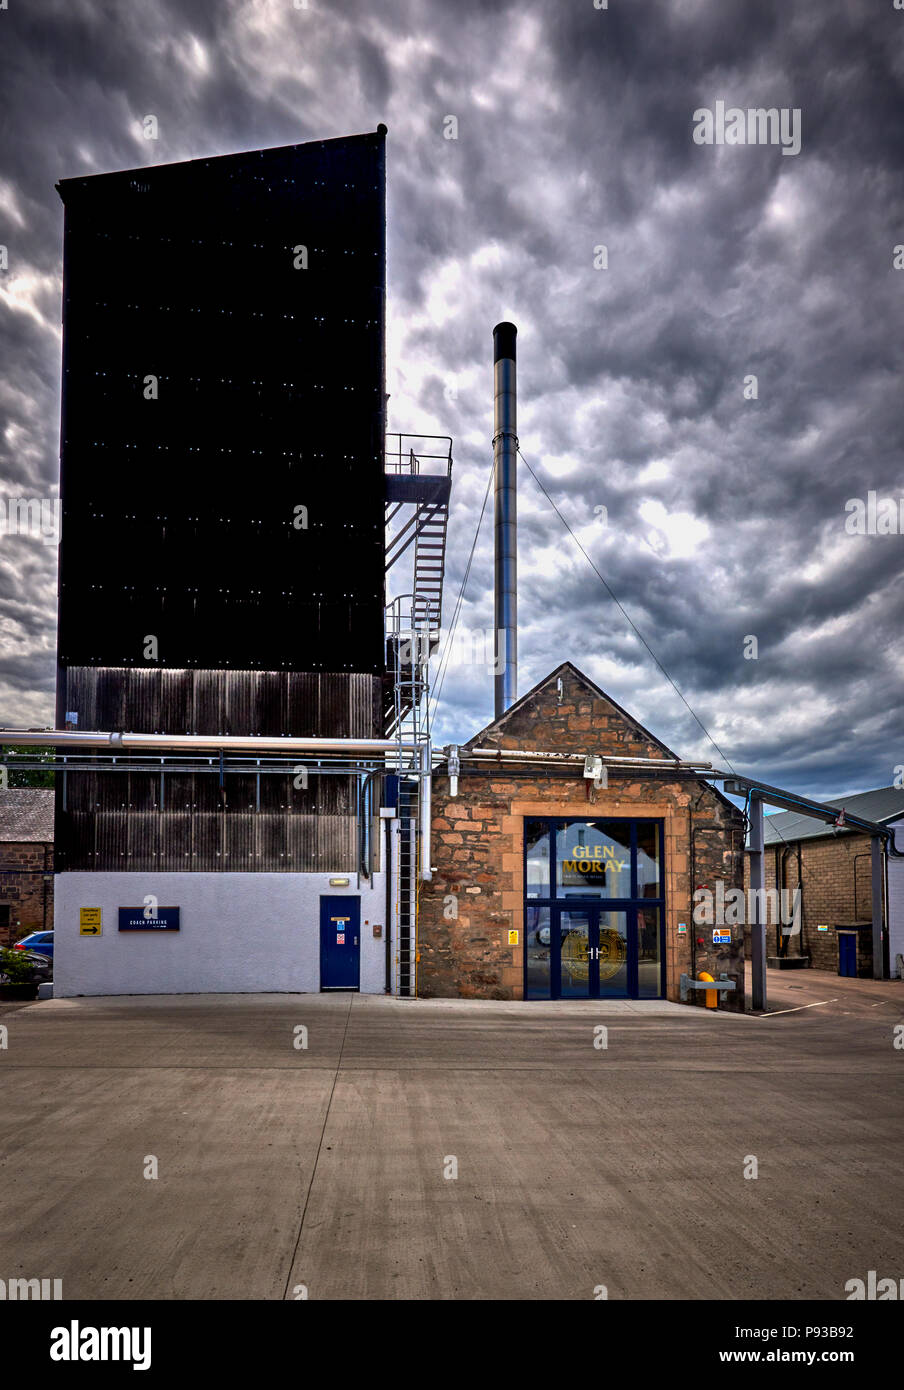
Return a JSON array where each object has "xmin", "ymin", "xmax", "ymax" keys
[
  {"xmin": 776, "ymin": 845, "xmax": 787, "ymax": 956},
  {"xmin": 358, "ymin": 769, "xmax": 383, "ymax": 880},
  {"xmin": 796, "ymin": 841, "xmax": 804, "ymax": 954},
  {"xmin": 419, "ymin": 742, "xmax": 432, "ymax": 882},
  {"xmin": 870, "ymin": 835, "xmax": 884, "ymax": 979},
  {"xmin": 384, "ymin": 812, "xmax": 393, "ymax": 993}
]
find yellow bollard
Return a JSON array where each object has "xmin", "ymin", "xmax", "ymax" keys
[{"xmin": 698, "ymin": 971, "xmax": 717, "ymax": 1009}]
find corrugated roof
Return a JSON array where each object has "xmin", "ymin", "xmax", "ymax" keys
[
  {"xmin": 764, "ymin": 785, "xmax": 904, "ymax": 845},
  {"xmin": 0, "ymin": 789, "xmax": 55, "ymax": 842}
]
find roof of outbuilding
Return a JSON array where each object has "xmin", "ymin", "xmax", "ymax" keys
[
  {"xmin": 763, "ymin": 785, "xmax": 904, "ymax": 845},
  {"xmin": 0, "ymin": 789, "xmax": 55, "ymax": 842}
]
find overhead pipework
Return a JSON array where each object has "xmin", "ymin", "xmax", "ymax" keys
[
  {"xmin": 493, "ymin": 321, "xmax": 518, "ymax": 720},
  {"xmin": 0, "ymin": 726, "xmax": 435, "ymax": 887},
  {"xmin": 0, "ymin": 729, "xmax": 416, "ymax": 755}
]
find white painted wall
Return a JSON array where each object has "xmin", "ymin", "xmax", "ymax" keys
[
  {"xmin": 888, "ymin": 815, "xmax": 904, "ymax": 978},
  {"xmin": 54, "ymin": 859, "xmax": 390, "ymax": 997}
]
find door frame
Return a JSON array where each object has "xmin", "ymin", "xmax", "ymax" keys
[
  {"xmin": 319, "ymin": 895, "xmax": 361, "ymax": 991},
  {"xmin": 523, "ymin": 817, "xmax": 666, "ymax": 1000},
  {"xmin": 554, "ymin": 903, "xmax": 635, "ymax": 999}
]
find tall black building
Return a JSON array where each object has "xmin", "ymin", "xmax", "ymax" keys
[{"xmin": 54, "ymin": 130, "xmax": 388, "ymax": 872}]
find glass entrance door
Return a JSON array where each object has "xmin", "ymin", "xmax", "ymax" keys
[
  {"xmin": 557, "ymin": 907, "xmax": 629, "ymax": 999},
  {"xmin": 524, "ymin": 818, "xmax": 666, "ymax": 1000},
  {"xmin": 558, "ymin": 909, "xmax": 591, "ymax": 998},
  {"xmin": 594, "ymin": 909, "xmax": 629, "ymax": 997}
]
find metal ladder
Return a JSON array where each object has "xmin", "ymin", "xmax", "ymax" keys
[
  {"xmin": 384, "ymin": 436, "xmax": 450, "ymax": 996},
  {"xmin": 394, "ymin": 779, "xmax": 419, "ymax": 997},
  {"xmin": 385, "ymin": 596, "xmax": 430, "ymax": 998}
]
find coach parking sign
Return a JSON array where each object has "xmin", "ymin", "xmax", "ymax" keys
[{"xmin": 118, "ymin": 907, "xmax": 180, "ymax": 932}]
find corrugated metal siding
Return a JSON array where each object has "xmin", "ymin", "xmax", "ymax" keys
[
  {"xmin": 59, "ymin": 668, "xmax": 380, "ymax": 737},
  {"xmin": 54, "ymin": 669, "xmax": 374, "ymax": 872},
  {"xmin": 55, "ymin": 804, "xmax": 358, "ymax": 873}
]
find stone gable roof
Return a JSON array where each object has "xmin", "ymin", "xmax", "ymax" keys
[{"xmin": 464, "ymin": 661, "xmax": 681, "ymax": 760}]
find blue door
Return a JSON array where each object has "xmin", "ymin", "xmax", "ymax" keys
[
  {"xmin": 838, "ymin": 932, "xmax": 857, "ymax": 978},
  {"xmin": 320, "ymin": 897, "xmax": 360, "ymax": 990}
]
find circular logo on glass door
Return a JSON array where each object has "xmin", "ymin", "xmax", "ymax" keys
[
  {"xmin": 598, "ymin": 929, "xmax": 627, "ymax": 981},
  {"xmin": 561, "ymin": 929, "xmax": 589, "ymax": 983}
]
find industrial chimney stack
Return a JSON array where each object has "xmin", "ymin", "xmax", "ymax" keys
[{"xmin": 493, "ymin": 322, "xmax": 518, "ymax": 718}]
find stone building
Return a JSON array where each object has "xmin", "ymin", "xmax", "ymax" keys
[
  {"xmin": 0, "ymin": 790, "xmax": 55, "ymax": 947},
  {"xmin": 744, "ymin": 785, "xmax": 904, "ymax": 977},
  {"xmin": 417, "ymin": 663, "xmax": 746, "ymax": 1006}
]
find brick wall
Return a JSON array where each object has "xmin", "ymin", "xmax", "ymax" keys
[
  {"xmin": 417, "ymin": 666, "xmax": 745, "ymax": 1006},
  {"xmin": 0, "ymin": 841, "xmax": 53, "ymax": 946},
  {"xmin": 743, "ymin": 832, "xmax": 880, "ymax": 974}
]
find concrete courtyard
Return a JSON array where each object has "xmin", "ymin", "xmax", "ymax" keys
[{"xmin": 1, "ymin": 971, "xmax": 902, "ymax": 1300}]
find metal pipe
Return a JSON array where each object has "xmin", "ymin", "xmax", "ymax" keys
[
  {"xmin": 357, "ymin": 768, "xmax": 384, "ymax": 881},
  {"xmin": 871, "ymin": 835, "xmax": 884, "ymax": 980},
  {"xmin": 749, "ymin": 794, "xmax": 766, "ymax": 1010},
  {"xmin": 384, "ymin": 812, "xmax": 393, "ymax": 993},
  {"xmin": 493, "ymin": 321, "xmax": 517, "ymax": 719},
  {"xmin": 724, "ymin": 772, "xmax": 904, "ymax": 852},
  {"xmin": 0, "ymin": 729, "xmax": 417, "ymax": 754},
  {"xmin": 465, "ymin": 747, "xmax": 713, "ymax": 769},
  {"xmin": 419, "ymin": 741, "xmax": 432, "ymax": 882}
]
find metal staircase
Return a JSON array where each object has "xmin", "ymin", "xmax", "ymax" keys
[
  {"xmin": 383, "ymin": 436, "xmax": 451, "ymax": 995},
  {"xmin": 412, "ymin": 503, "xmax": 448, "ymax": 637},
  {"xmin": 384, "ymin": 435, "xmax": 452, "ymax": 734}
]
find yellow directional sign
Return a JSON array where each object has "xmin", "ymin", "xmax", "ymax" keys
[{"xmin": 79, "ymin": 907, "xmax": 102, "ymax": 937}]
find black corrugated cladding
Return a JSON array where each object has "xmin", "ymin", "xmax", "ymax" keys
[{"xmin": 54, "ymin": 131, "xmax": 388, "ymax": 872}]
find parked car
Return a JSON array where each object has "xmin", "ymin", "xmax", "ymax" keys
[
  {"xmin": 0, "ymin": 949, "xmax": 51, "ymax": 988},
  {"xmin": 13, "ymin": 930, "xmax": 53, "ymax": 961}
]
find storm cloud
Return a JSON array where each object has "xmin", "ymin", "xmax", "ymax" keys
[{"xmin": 0, "ymin": 0, "xmax": 902, "ymax": 799}]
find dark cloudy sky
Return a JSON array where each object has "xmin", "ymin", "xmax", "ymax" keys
[{"xmin": 1, "ymin": 0, "xmax": 902, "ymax": 801}]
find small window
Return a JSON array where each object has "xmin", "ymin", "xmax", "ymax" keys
[
  {"xmin": 0, "ymin": 906, "xmax": 10, "ymax": 928},
  {"xmin": 525, "ymin": 820, "xmax": 550, "ymax": 898}
]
